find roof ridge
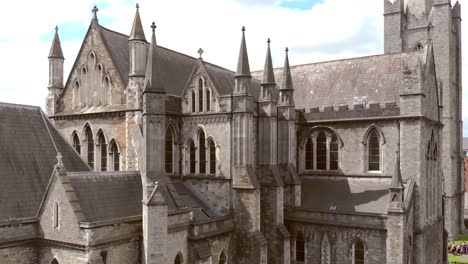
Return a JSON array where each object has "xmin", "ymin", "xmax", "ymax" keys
[
  {"xmin": 99, "ymin": 25, "xmax": 130, "ymax": 38},
  {"xmin": 252, "ymin": 49, "xmax": 424, "ymax": 73},
  {"xmin": 0, "ymin": 102, "xmax": 41, "ymax": 110}
]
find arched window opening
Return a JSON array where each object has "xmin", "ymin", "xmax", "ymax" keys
[
  {"xmin": 74, "ymin": 81, "xmax": 80, "ymax": 109},
  {"xmin": 51, "ymin": 259, "xmax": 59, "ymax": 264},
  {"xmin": 72, "ymin": 133, "xmax": 81, "ymax": 154},
  {"xmin": 53, "ymin": 201, "xmax": 59, "ymax": 229},
  {"xmin": 165, "ymin": 128, "xmax": 174, "ymax": 173},
  {"xmin": 296, "ymin": 233, "xmax": 305, "ymax": 262},
  {"xmin": 354, "ymin": 239, "xmax": 365, "ymax": 264},
  {"xmin": 368, "ymin": 130, "xmax": 380, "ymax": 171},
  {"xmin": 198, "ymin": 79, "xmax": 204, "ymax": 112},
  {"xmin": 191, "ymin": 90, "xmax": 196, "ymax": 113},
  {"xmin": 189, "ymin": 140, "xmax": 196, "ymax": 174},
  {"xmin": 199, "ymin": 130, "xmax": 206, "ymax": 174},
  {"xmin": 208, "ymin": 139, "xmax": 216, "ymax": 174},
  {"xmin": 98, "ymin": 132, "xmax": 107, "ymax": 171},
  {"xmin": 109, "ymin": 141, "xmax": 120, "ymax": 171},
  {"xmin": 414, "ymin": 42, "xmax": 424, "ymax": 50},
  {"xmin": 102, "ymin": 77, "xmax": 110, "ymax": 106},
  {"xmin": 206, "ymin": 89, "xmax": 211, "ymax": 112},
  {"xmin": 305, "ymin": 138, "xmax": 313, "ymax": 170},
  {"xmin": 316, "ymin": 132, "xmax": 327, "ymax": 170},
  {"xmin": 433, "ymin": 144, "xmax": 437, "ymax": 160},
  {"xmin": 174, "ymin": 253, "xmax": 183, "ymax": 264},
  {"xmin": 330, "ymin": 135, "xmax": 339, "ymax": 170},
  {"xmin": 218, "ymin": 250, "xmax": 227, "ymax": 264},
  {"xmin": 85, "ymin": 126, "xmax": 94, "ymax": 169}
]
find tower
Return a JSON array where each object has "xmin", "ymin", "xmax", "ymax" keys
[
  {"xmin": 384, "ymin": 0, "xmax": 463, "ymax": 239},
  {"xmin": 141, "ymin": 22, "xmax": 169, "ymax": 264},
  {"xmin": 46, "ymin": 26, "xmax": 64, "ymax": 116},
  {"xmin": 232, "ymin": 27, "xmax": 268, "ymax": 264}
]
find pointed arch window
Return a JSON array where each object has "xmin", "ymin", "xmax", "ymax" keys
[
  {"xmin": 85, "ymin": 126, "xmax": 94, "ymax": 169},
  {"xmin": 198, "ymin": 79, "xmax": 204, "ymax": 112},
  {"xmin": 191, "ymin": 90, "xmax": 196, "ymax": 113},
  {"xmin": 74, "ymin": 81, "xmax": 80, "ymax": 109},
  {"xmin": 218, "ymin": 250, "xmax": 227, "ymax": 264},
  {"xmin": 109, "ymin": 141, "xmax": 120, "ymax": 171},
  {"xmin": 199, "ymin": 130, "xmax": 206, "ymax": 174},
  {"xmin": 367, "ymin": 129, "xmax": 381, "ymax": 171},
  {"xmin": 166, "ymin": 128, "xmax": 174, "ymax": 173},
  {"xmin": 189, "ymin": 140, "xmax": 196, "ymax": 174},
  {"xmin": 206, "ymin": 89, "xmax": 211, "ymax": 112},
  {"xmin": 51, "ymin": 259, "xmax": 59, "ymax": 264},
  {"xmin": 303, "ymin": 128, "xmax": 340, "ymax": 171},
  {"xmin": 98, "ymin": 132, "xmax": 107, "ymax": 171},
  {"xmin": 295, "ymin": 232, "xmax": 305, "ymax": 262},
  {"xmin": 354, "ymin": 239, "xmax": 365, "ymax": 264},
  {"xmin": 174, "ymin": 253, "xmax": 183, "ymax": 264},
  {"xmin": 208, "ymin": 139, "xmax": 216, "ymax": 174},
  {"xmin": 72, "ymin": 132, "xmax": 81, "ymax": 154}
]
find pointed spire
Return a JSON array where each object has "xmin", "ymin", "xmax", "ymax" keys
[
  {"xmin": 144, "ymin": 22, "xmax": 164, "ymax": 93},
  {"xmin": 236, "ymin": 26, "xmax": 251, "ymax": 77},
  {"xmin": 262, "ymin": 38, "xmax": 275, "ymax": 85},
  {"xmin": 48, "ymin": 26, "xmax": 64, "ymax": 59},
  {"xmin": 280, "ymin": 47, "xmax": 293, "ymax": 91},
  {"xmin": 129, "ymin": 3, "xmax": 146, "ymax": 41}
]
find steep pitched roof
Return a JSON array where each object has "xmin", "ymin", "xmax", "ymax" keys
[
  {"xmin": 252, "ymin": 50, "xmax": 424, "ymax": 110},
  {"xmin": 128, "ymin": 5, "xmax": 146, "ymax": 42},
  {"xmin": 99, "ymin": 25, "xmax": 260, "ymax": 98},
  {"xmin": 0, "ymin": 103, "xmax": 89, "ymax": 221},
  {"xmin": 67, "ymin": 171, "xmax": 142, "ymax": 222}
]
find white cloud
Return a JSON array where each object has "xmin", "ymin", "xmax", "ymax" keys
[{"xmin": 0, "ymin": 0, "xmax": 466, "ymax": 136}]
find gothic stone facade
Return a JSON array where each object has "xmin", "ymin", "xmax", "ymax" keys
[{"xmin": 0, "ymin": 0, "xmax": 462, "ymax": 264}]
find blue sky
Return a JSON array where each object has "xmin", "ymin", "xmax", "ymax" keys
[{"xmin": 0, "ymin": 0, "xmax": 466, "ymax": 134}]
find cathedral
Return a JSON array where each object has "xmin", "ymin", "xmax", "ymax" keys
[{"xmin": 0, "ymin": 0, "xmax": 463, "ymax": 263}]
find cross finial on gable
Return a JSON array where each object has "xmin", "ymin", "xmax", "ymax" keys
[
  {"xmin": 198, "ymin": 48, "xmax": 204, "ymax": 59},
  {"xmin": 92, "ymin": 5, "xmax": 99, "ymax": 20},
  {"xmin": 136, "ymin": 3, "xmax": 139, "ymax": 10},
  {"xmin": 151, "ymin": 22, "xmax": 156, "ymax": 32},
  {"xmin": 55, "ymin": 26, "xmax": 58, "ymax": 33}
]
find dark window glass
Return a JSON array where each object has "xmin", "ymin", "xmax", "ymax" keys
[
  {"xmin": 198, "ymin": 79, "xmax": 204, "ymax": 112},
  {"xmin": 330, "ymin": 134, "xmax": 339, "ymax": 170},
  {"xmin": 206, "ymin": 89, "xmax": 211, "ymax": 112},
  {"xmin": 355, "ymin": 239, "xmax": 365, "ymax": 264},
  {"xmin": 191, "ymin": 90, "xmax": 196, "ymax": 113},
  {"xmin": 51, "ymin": 259, "xmax": 59, "ymax": 264},
  {"xmin": 209, "ymin": 139, "xmax": 216, "ymax": 174},
  {"xmin": 368, "ymin": 130, "xmax": 380, "ymax": 171},
  {"xmin": 189, "ymin": 140, "xmax": 196, "ymax": 173},
  {"xmin": 433, "ymin": 144, "xmax": 437, "ymax": 160},
  {"xmin": 99, "ymin": 133, "xmax": 107, "ymax": 171},
  {"xmin": 305, "ymin": 138, "xmax": 313, "ymax": 169},
  {"xmin": 296, "ymin": 233, "xmax": 305, "ymax": 261},
  {"xmin": 174, "ymin": 253, "xmax": 182, "ymax": 264},
  {"xmin": 73, "ymin": 133, "xmax": 81, "ymax": 154},
  {"xmin": 316, "ymin": 132, "xmax": 327, "ymax": 170},
  {"xmin": 110, "ymin": 142, "xmax": 119, "ymax": 171},
  {"xmin": 199, "ymin": 131, "xmax": 206, "ymax": 174},
  {"xmin": 165, "ymin": 129, "xmax": 173, "ymax": 173},
  {"xmin": 85, "ymin": 126, "xmax": 94, "ymax": 169},
  {"xmin": 218, "ymin": 251, "xmax": 227, "ymax": 264}
]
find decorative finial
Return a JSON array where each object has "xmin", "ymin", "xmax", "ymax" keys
[
  {"xmin": 267, "ymin": 38, "xmax": 271, "ymax": 46},
  {"xmin": 55, "ymin": 26, "xmax": 58, "ymax": 33},
  {"xmin": 151, "ymin": 22, "xmax": 156, "ymax": 32},
  {"xmin": 198, "ymin": 48, "xmax": 204, "ymax": 59},
  {"xmin": 285, "ymin": 47, "xmax": 289, "ymax": 53},
  {"xmin": 136, "ymin": 3, "xmax": 139, "ymax": 10},
  {"xmin": 242, "ymin": 26, "xmax": 245, "ymax": 32},
  {"xmin": 54, "ymin": 152, "xmax": 65, "ymax": 172},
  {"xmin": 92, "ymin": 5, "xmax": 99, "ymax": 19}
]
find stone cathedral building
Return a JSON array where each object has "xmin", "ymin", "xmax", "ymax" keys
[{"xmin": 0, "ymin": 0, "xmax": 463, "ymax": 263}]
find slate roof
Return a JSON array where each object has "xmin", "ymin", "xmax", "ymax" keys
[
  {"xmin": 0, "ymin": 103, "xmax": 89, "ymax": 222},
  {"xmin": 300, "ymin": 177, "xmax": 391, "ymax": 214},
  {"xmin": 98, "ymin": 25, "xmax": 260, "ymax": 98},
  {"xmin": 66, "ymin": 171, "xmax": 220, "ymax": 222},
  {"xmin": 67, "ymin": 171, "xmax": 142, "ymax": 222},
  {"xmin": 252, "ymin": 51, "xmax": 424, "ymax": 110}
]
